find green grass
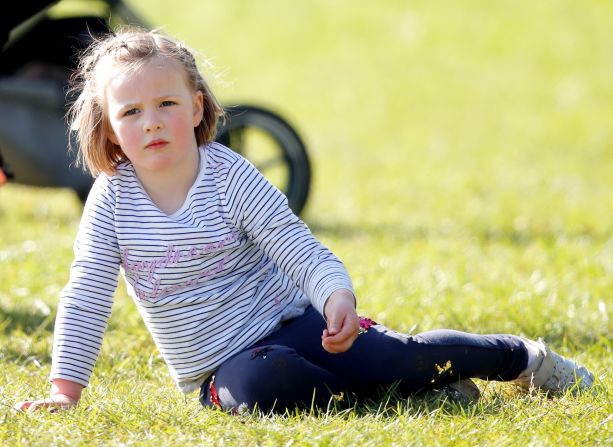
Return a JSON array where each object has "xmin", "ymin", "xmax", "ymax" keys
[{"xmin": 1, "ymin": 0, "xmax": 612, "ymax": 445}]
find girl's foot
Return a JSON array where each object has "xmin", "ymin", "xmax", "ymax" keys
[{"xmin": 514, "ymin": 338, "xmax": 595, "ymax": 395}]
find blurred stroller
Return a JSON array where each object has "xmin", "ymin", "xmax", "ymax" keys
[{"xmin": 0, "ymin": 0, "xmax": 310, "ymax": 214}]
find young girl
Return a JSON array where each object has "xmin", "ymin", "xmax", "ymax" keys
[{"xmin": 15, "ymin": 27, "xmax": 595, "ymax": 414}]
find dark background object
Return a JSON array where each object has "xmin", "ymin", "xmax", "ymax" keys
[{"xmin": 0, "ymin": 0, "xmax": 310, "ymax": 214}]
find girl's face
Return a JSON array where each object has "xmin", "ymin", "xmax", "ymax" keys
[{"xmin": 103, "ymin": 57, "xmax": 204, "ymax": 177}]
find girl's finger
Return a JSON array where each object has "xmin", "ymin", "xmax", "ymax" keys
[
  {"xmin": 13, "ymin": 401, "xmax": 30, "ymax": 412},
  {"xmin": 24, "ymin": 399, "xmax": 52, "ymax": 413},
  {"xmin": 323, "ymin": 330, "xmax": 356, "ymax": 353}
]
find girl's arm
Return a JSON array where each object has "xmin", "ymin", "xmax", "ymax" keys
[
  {"xmin": 223, "ymin": 155, "xmax": 355, "ymax": 314},
  {"xmin": 15, "ymin": 176, "xmax": 120, "ymax": 413},
  {"xmin": 49, "ymin": 176, "xmax": 120, "ymax": 388},
  {"xmin": 222, "ymin": 153, "xmax": 359, "ymax": 350}
]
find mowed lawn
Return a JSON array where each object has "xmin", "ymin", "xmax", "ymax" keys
[{"xmin": 1, "ymin": 0, "xmax": 611, "ymax": 445}]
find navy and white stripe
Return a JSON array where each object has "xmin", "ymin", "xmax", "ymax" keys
[{"xmin": 50, "ymin": 143, "xmax": 354, "ymax": 393}]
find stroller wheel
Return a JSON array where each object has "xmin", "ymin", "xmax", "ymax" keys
[{"xmin": 217, "ymin": 105, "xmax": 311, "ymax": 216}]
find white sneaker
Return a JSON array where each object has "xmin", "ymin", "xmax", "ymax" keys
[{"xmin": 514, "ymin": 338, "xmax": 596, "ymax": 395}]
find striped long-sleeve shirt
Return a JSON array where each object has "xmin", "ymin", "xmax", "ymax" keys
[{"xmin": 49, "ymin": 142, "xmax": 354, "ymax": 394}]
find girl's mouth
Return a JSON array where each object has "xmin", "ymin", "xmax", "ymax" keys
[{"xmin": 146, "ymin": 139, "xmax": 168, "ymax": 149}]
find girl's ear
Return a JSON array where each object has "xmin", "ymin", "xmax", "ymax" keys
[{"xmin": 193, "ymin": 91, "xmax": 204, "ymax": 127}]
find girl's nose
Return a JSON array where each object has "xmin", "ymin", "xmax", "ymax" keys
[
  {"xmin": 144, "ymin": 122, "xmax": 162, "ymax": 132},
  {"xmin": 143, "ymin": 112, "xmax": 163, "ymax": 132}
]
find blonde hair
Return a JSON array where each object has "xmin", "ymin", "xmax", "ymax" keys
[{"xmin": 68, "ymin": 26, "xmax": 224, "ymax": 176}]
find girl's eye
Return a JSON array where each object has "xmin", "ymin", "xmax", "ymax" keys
[
  {"xmin": 124, "ymin": 108, "xmax": 139, "ymax": 117},
  {"xmin": 161, "ymin": 100, "xmax": 176, "ymax": 107}
]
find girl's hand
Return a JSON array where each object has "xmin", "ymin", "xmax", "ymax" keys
[
  {"xmin": 322, "ymin": 289, "xmax": 359, "ymax": 353},
  {"xmin": 13, "ymin": 394, "xmax": 78, "ymax": 414}
]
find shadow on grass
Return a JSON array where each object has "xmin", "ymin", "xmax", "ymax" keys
[
  {"xmin": 222, "ymin": 383, "xmax": 533, "ymax": 421},
  {"xmin": 0, "ymin": 300, "xmax": 135, "ymax": 337},
  {"xmin": 307, "ymin": 219, "xmax": 609, "ymax": 244},
  {"xmin": 351, "ymin": 386, "xmax": 485, "ymax": 418},
  {"xmin": 0, "ymin": 303, "xmax": 54, "ymax": 335},
  {"xmin": 1, "ymin": 344, "xmax": 52, "ymax": 364},
  {"xmin": 0, "ymin": 304, "xmax": 54, "ymax": 363},
  {"xmin": 307, "ymin": 220, "xmax": 430, "ymax": 241}
]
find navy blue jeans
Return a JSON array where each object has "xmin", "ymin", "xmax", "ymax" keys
[{"xmin": 199, "ymin": 306, "xmax": 527, "ymax": 412}]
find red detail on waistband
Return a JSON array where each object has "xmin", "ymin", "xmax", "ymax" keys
[
  {"xmin": 209, "ymin": 375, "xmax": 221, "ymax": 409},
  {"xmin": 358, "ymin": 316, "xmax": 377, "ymax": 333}
]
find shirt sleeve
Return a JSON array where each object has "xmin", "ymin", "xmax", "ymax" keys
[
  {"xmin": 221, "ymin": 154, "xmax": 355, "ymax": 316},
  {"xmin": 49, "ymin": 175, "xmax": 121, "ymax": 388}
]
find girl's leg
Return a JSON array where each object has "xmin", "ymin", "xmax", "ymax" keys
[
  {"xmin": 260, "ymin": 306, "xmax": 528, "ymax": 396},
  {"xmin": 199, "ymin": 344, "xmax": 346, "ymax": 413},
  {"xmin": 200, "ymin": 306, "xmax": 594, "ymax": 413}
]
